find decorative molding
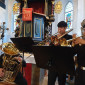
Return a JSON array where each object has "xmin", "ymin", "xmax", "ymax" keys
[
  {"xmin": 13, "ymin": 3, "xmax": 20, "ymax": 14},
  {"xmin": 54, "ymin": 1, "xmax": 62, "ymax": 14}
]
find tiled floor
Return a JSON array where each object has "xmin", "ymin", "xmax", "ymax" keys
[{"xmin": 42, "ymin": 75, "xmax": 74, "ymax": 85}]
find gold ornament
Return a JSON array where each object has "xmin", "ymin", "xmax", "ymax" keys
[
  {"xmin": 13, "ymin": 3, "xmax": 20, "ymax": 14},
  {"xmin": 54, "ymin": 1, "xmax": 62, "ymax": 14}
]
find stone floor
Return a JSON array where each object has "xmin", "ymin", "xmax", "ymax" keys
[{"xmin": 42, "ymin": 73, "xmax": 74, "ymax": 85}]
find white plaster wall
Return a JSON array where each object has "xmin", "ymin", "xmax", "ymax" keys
[
  {"xmin": 76, "ymin": 0, "xmax": 85, "ymax": 36},
  {"xmin": 52, "ymin": 0, "xmax": 73, "ymax": 35},
  {"xmin": 52, "ymin": 0, "xmax": 85, "ymax": 36},
  {"xmin": 73, "ymin": 0, "xmax": 85, "ymax": 36},
  {"xmin": 0, "ymin": 0, "xmax": 15, "ymax": 44},
  {"xmin": 72, "ymin": 0, "xmax": 78, "ymax": 34},
  {"xmin": 84, "ymin": 0, "xmax": 85, "ymax": 19},
  {"xmin": 0, "ymin": 7, "xmax": 6, "ymax": 25},
  {"xmin": 4, "ymin": 0, "xmax": 15, "ymax": 43},
  {"xmin": 0, "ymin": 1, "xmax": 6, "ymax": 44}
]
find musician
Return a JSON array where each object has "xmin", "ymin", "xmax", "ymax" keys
[
  {"xmin": 73, "ymin": 25, "xmax": 85, "ymax": 85},
  {"xmin": 0, "ymin": 53, "xmax": 27, "ymax": 85},
  {"xmin": 48, "ymin": 21, "xmax": 72, "ymax": 85}
]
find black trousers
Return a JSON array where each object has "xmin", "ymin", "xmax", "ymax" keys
[
  {"xmin": 14, "ymin": 72, "xmax": 27, "ymax": 85},
  {"xmin": 48, "ymin": 70, "xmax": 66, "ymax": 85},
  {"xmin": 75, "ymin": 67, "xmax": 85, "ymax": 85}
]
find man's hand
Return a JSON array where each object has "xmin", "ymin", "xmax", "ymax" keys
[
  {"xmin": 72, "ymin": 34, "xmax": 77, "ymax": 38},
  {"xmin": 0, "ymin": 68, "xmax": 4, "ymax": 77},
  {"xmin": 14, "ymin": 57, "xmax": 22, "ymax": 62},
  {"xmin": 57, "ymin": 33, "xmax": 62, "ymax": 38},
  {"xmin": 73, "ymin": 38, "xmax": 85, "ymax": 45}
]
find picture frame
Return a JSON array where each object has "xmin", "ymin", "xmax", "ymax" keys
[
  {"xmin": 34, "ymin": 18, "xmax": 41, "ymax": 38},
  {"xmin": 33, "ymin": 16, "xmax": 44, "ymax": 41}
]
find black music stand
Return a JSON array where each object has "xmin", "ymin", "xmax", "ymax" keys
[
  {"xmin": 10, "ymin": 37, "xmax": 34, "ymax": 74},
  {"xmin": 11, "ymin": 37, "xmax": 34, "ymax": 52},
  {"xmin": 32, "ymin": 46, "xmax": 75, "ymax": 75}
]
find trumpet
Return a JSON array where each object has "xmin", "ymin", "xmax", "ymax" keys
[
  {"xmin": 67, "ymin": 35, "xmax": 83, "ymax": 43},
  {"xmin": 37, "ymin": 32, "xmax": 58, "ymax": 46},
  {"xmin": 66, "ymin": 35, "xmax": 85, "ymax": 46},
  {"xmin": 37, "ymin": 29, "xmax": 73, "ymax": 46},
  {"xmin": 58, "ymin": 29, "xmax": 73, "ymax": 39},
  {"xmin": 51, "ymin": 29, "xmax": 73, "ymax": 46}
]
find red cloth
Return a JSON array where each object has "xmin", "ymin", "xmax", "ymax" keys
[
  {"xmin": 22, "ymin": 8, "xmax": 33, "ymax": 21},
  {"xmin": 29, "ymin": 2, "xmax": 45, "ymax": 14},
  {"xmin": 24, "ymin": 63, "xmax": 32, "ymax": 85}
]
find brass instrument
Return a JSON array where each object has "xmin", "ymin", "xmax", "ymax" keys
[
  {"xmin": 58, "ymin": 29, "xmax": 73, "ymax": 39},
  {"xmin": 37, "ymin": 39, "xmax": 47, "ymax": 46},
  {"xmin": 37, "ymin": 29, "xmax": 73, "ymax": 46},
  {"xmin": 0, "ymin": 42, "xmax": 22, "ymax": 83},
  {"xmin": 2, "ymin": 42, "xmax": 19, "ymax": 55},
  {"xmin": 51, "ymin": 29, "xmax": 73, "ymax": 46},
  {"xmin": 67, "ymin": 35, "xmax": 83, "ymax": 43},
  {"xmin": 67, "ymin": 35, "xmax": 84, "ymax": 46}
]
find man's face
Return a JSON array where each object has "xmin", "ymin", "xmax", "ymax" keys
[{"xmin": 58, "ymin": 27, "xmax": 66, "ymax": 34}]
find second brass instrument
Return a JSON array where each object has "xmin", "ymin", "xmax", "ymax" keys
[
  {"xmin": 0, "ymin": 42, "xmax": 22, "ymax": 83},
  {"xmin": 67, "ymin": 35, "xmax": 84, "ymax": 46},
  {"xmin": 2, "ymin": 42, "xmax": 19, "ymax": 55}
]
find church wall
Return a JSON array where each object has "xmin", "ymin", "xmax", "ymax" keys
[
  {"xmin": 76, "ymin": 0, "xmax": 85, "ymax": 36},
  {"xmin": 72, "ymin": 0, "xmax": 85, "ymax": 36},
  {"xmin": 0, "ymin": 1, "xmax": 6, "ymax": 44},
  {"xmin": 3, "ymin": 0, "xmax": 15, "ymax": 43},
  {"xmin": 52, "ymin": 0, "xmax": 85, "ymax": 37},
  {"xmin": 0, "ymin": 7, "xmax": 6, "ymax": 25},
  {"xmin": 52, "ymin": 0, "xmax": 73, "ymax": 35},
  {"xmin": 0, "ymin": 0, "xmax": 85, "ymax": 43}
]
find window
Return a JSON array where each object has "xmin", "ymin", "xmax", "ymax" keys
[{"xmin": 65, "ymin": 2, "xmax": 73, "ymax": 30}]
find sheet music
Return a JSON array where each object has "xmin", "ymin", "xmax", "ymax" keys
[{"xmin": 23, "ymin": 53, "xmax": 36, "ymax": 64}]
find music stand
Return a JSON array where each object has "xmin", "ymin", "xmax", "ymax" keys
[
  {"xmin": 32, "ymin": 46, "xmax": 75, "ymax": 75},
  {"xmin": 10, "ymin": 37, "xmax": 34, "ymax": 74}
]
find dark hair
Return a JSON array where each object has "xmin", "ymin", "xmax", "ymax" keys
[
  {"xmin": 57, "ymin": 21, "xmax": 67, "ymax": 27},
  {"xmin": 83, "ymin": 25, "xmax": 85, "ymax": 28}
]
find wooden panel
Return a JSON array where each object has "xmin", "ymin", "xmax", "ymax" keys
[{"xmin": 19, "ymin": 21, "xmax": 32, "ymax": 37}]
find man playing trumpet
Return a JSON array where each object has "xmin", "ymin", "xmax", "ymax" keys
[
  {"xmin": 48, "ymin": 21, "xmax": 73, "ymax": 85},
  {"xmin": 73, "ymin": 24, "xmax": 85, "ymax": 85}
]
